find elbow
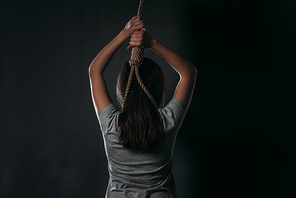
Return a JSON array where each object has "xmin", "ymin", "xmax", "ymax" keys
[
  {"xmin": 186, "ymin": 62, "xmax": 198, "ymax": 78},
  {"xmin": 189, "ymin": 65, "xmax": 198, "ymax": 79},
  {"xmin": 88, "ymin": 65, "xmax": 94, "ymax": 77},
  {"xmin": 192, "ymin": 66, "xmax": 198, "ymax": 77},
  {"xmin": 88, "ymin": 64, "xmax": 98, "ymax": 77},
  {"xmin": 188, "ymin": 66, "xmax": 197, "ymax": 82},
  {"xmin": 89, "ymin": 63, "xmax": 104, "ymax": 77},
  {"xmin": 178, "ymin": 66, "xmax": 197, "ymax": 81},
  {"xmin": 180, "ymin": 68, "xmax": 197, "ymax": 82},
  {"xmin": 88, "ymin": 65, "xmax": 92, "ymax": 75},
  {"xmin": 89, "ymin": 64, "xmax": 105, "ymax": 81},
  {"xmin": 88, "ymin": 64, "xmax": 98, "ymax": 79}
]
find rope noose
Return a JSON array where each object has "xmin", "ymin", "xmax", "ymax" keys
[{"xmin": 122, "ymin": 0, "xmax": 157, "ymax": 112}]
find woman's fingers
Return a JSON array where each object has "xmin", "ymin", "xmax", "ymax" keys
[
  {"xmin": 127, "ymin": 40, "xmax": 142, "ymax": 49},
  {"xmin": 124, "ymin": 16, "xmax": 144, "ymax": 38},
  {"xmin": 128, "ymin": 28, "xmax": 150, "ymax": 48},
  {"xmin": 130, "ymin": 15, "xmax": 143, "ymax": 23},
  {"xmin": 131, "ymin": 32, "xmax": 143, "ymax": 38},
  {"xmin": 129, "ymin": 39, "xmax": 142, "ymax": 46},
  {"xmin": 130, "ymin": 15, "xmax": 141, "ymax": 21},
  {"xmin": 129, "ymin": 16, "xmax": 144, "ymax": 31},
  {"xmin": 125, "ymin": 17, "xmax": 147, "ymax": 49},
  {"xmin": 132, "ymin": 24, "xmax": 144, "ymax": 32},
  {"xmin": 127, "ymin": 32, "xmax": 142, "ymax": 49}
]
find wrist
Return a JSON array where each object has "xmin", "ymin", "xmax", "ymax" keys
[{"xmin": 119, "ymin": 29, "xmax": 131, "ymax": 41}]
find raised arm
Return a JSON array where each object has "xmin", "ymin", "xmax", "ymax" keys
[
  {"xmin": 150, "ymin": 38, "xmax": 197, "ymax": 112},
  {"xmin": 89, "ymin": 16, "xmax": 144, "ymax": 116},
  {"xmin": 129, "ymin": 31, "xmax": 197, "ymax": 112}
]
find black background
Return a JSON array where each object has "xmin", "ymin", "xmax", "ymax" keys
[{"xmin": 1, "ymin": 0, "xmax": 295, "ymax": 197}]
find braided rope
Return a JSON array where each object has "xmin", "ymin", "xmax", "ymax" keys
[
  {"xmin": 122, "ymin": 0, "xmax": 158, "ymax": 111},
  {"xmin": 122, "ymin": 66, "xmax": 135, "ymax": 111},
  {"xmin": 137, "ymin": 0, "xmax": 144, "ymax": 16},
  {"xmin": 135, "ymin": 66, "xmax": 158, "ymax": 108}
]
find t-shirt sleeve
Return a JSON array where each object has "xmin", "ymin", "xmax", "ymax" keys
[
  {"xmin": 161, "ymin": 98, "xmax": 186, "ymax": 128},
  {"xmin": 98, "ymin": 103, "xmax": 119, "ymax": 134}
]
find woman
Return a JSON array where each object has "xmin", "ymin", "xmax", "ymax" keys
[{"xmin": 89, "ymin": 16, "xmax": 197, "ymax": 198}]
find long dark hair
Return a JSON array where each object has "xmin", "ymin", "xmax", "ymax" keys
[{"xmin": 116, "ymin": 57, "xmax": 165, "ymax": 149}]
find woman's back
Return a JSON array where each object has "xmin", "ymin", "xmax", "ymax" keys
[
  {"xmin": 89, "ymin": 15, "xmax": 197, "ymax": 198},
  {"xmin": 99, "ymin": 98, "xmax": 185, "ymax": 197}
]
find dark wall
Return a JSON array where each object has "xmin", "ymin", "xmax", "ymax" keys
[{"xmin": 1, "ymin": 0, "xmax": 295, "ymax": 197}]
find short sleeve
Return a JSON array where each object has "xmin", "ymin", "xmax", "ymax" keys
[
  {"xmin": 160, "ymin": 98, "xmax": 186, "ymax": 128},
  {"xmin": 98, "ymin": 103, "xmax": 119, "ymax": 134}
]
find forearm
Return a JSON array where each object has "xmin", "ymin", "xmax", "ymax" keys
[
  {"xmin": 89, "ymin": 30, "xmax": 130, "ymax": 75},
  {"xmin": 149, "ymin": 38, "xmax": 197, "ymax": 78},
  {"xmin": 88, "ymin": 16, "xmax": 144, "ymax": 115}
]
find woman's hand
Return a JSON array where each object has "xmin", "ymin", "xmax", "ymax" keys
[
  {"xmin": 127, "ymin": 28, "xmax": 152, "ymax": 49},
  {"xmin": 122, "ymin": 16, "xmax": 144, "ymax": 39}
]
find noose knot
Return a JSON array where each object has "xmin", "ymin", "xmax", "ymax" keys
[{"xmin": 129, "ymin": 46, "xmax": 144, "ymax": 67}]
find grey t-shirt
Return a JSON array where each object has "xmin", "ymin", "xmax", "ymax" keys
[{"xmin": 98, "ymin": 98, "xmax": 186, "ymax": 198}]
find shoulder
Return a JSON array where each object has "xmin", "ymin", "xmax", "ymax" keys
[
  {"xmin": 158, "ymin": 98, "xmax": 186, "ymax": 130},
  {"xmin": 98, "ymin": 103, "xmax": 120, "ymax": 134}
]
